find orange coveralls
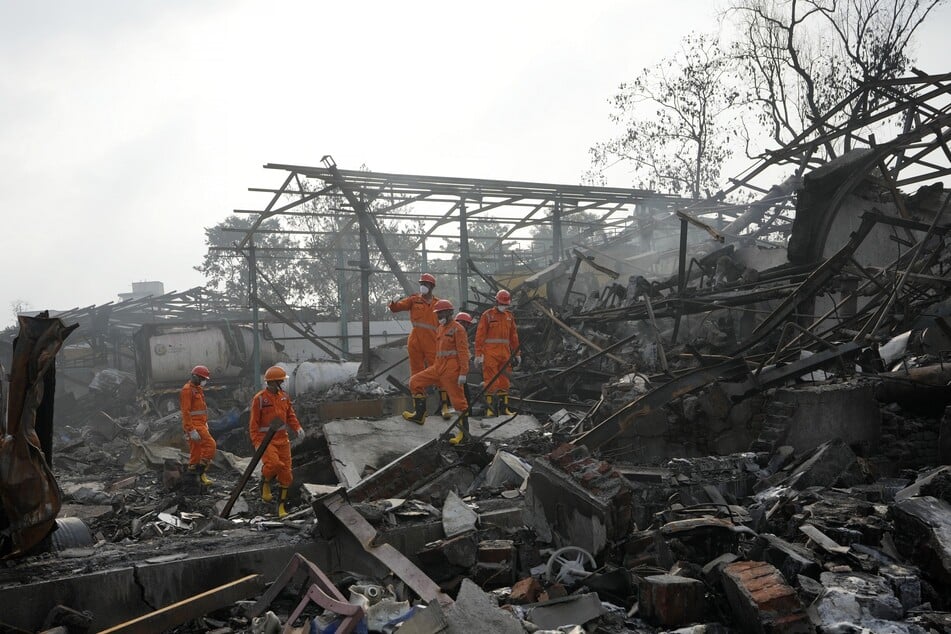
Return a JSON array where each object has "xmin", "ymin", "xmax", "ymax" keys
[
  {"xmin": 181, "ymin": 381, "xmax": 216, "ymax": 467},
  {"xmin": 409, "ymin": 320, "xmax": 470, "ymax": 412},
  {"xmin": 248, "ymin": 389, "xmax": 302, "ymax": 488},
  {"xmin": 388, "ymin": 294, "xmax": 439, "ymax": 374},
  {"xmin": 475, "ymin": 307, "xmax": 520, "ymax": 395}
]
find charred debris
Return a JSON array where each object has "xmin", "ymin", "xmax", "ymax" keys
[{"xmin": 2, "ymin": 73, "xmax": 951, "ymax": 633}]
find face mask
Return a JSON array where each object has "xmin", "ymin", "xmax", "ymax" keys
[
  {"xmin": 438, "ymin": 317, "xmax": 448, "ymax": 325},
  {"xmin": 199, "ymin": 378, "xmax": 207, "ymax": 386},
  {"xmin": 419, "ymin": 285, "xmax": 430, "ymax": 295},
  {"xmin": 498, "ymin": 305, "xmax": 508, "ymax": 312}
]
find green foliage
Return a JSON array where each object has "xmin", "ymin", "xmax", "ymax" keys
[{"xmin": 197, "ymin": 194, "xmax": 428, "ymax": 319}]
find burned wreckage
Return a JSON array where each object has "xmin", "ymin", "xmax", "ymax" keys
[{"xmin": 3, "ymin": 73, "xmax": 951, "ymax": 633}]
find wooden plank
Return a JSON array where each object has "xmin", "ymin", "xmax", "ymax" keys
[
  {"xmin": 98, "ymin": 574, "xmax": 263, "ymax": 634},
  {"xmin": 798, "ymin": 524, "xmax": 848, "ymax": 555}
]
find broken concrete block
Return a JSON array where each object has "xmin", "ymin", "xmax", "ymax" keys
[
  {"xmin": 479, "ymin": 507, "xmax": 524, "ymax": 531},
  {"xmin": 785, "ymin": 439, "xmax": 860, "ymax": 490},
  {"xmin": 894, "ymin": 465, "xmax": 951, "ymax": 502},
  {"xmin": 812, "ymin": 571, "xmax": 904, "ymax": 631},
  {"xmin": 444, "ymin": 578, "xmax": 523, "ymax": 634},
  {"xmin": 416, "ymin": 533, "xmax": 478, "ymax": 577},
  {"xmin": 524, "ymin": 592, "xmax": 604, "ymax": 630},
  {"xmin": 879, "ymin": 564, "xmax": 921, "ymax": 611},
  {"xmin": 702, "ymin": 553, "xmax": 739, "ymax": 586},
  {"xmin": 442, "ymin": 491, "xmax": 478, "ymax": 538},
  {"xmin": 720, "ymin": 560, "xmax": 813, "ymax": 633},
  {"xmin": 481, "ymin": 451, "xmax": 531, "ymax": 489},
  {"xmin": 890, "ymin": 495, "xmax": 951, "ymax": 585},
  {"xmin": 751, "ymin": 534, "xmax": 821, "ymax": 583},
  {"xmin": 638, "ymin": 574, "xmax": 707, "ymax": 627},
  {"xmin": 773, "ymin": 383, "xmax": 881, "ymax": 453},
  {"xmin": 509, "ymin": 576, "xmax": 543, "ymax": 604},
  {"xmin": 523, "ymin": 443, "xmax": 634, "ymax": 556}
]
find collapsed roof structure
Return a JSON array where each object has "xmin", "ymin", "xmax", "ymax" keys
[{"xmin": 2, "ymin": 71, "xmax": 951, "ymax": 632}]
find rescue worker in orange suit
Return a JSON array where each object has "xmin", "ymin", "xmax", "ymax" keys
[
  {"xmin": 402, "ymin": 299, "xmax": 471, "ymax": 444},
  {"xmin": 249, "ymin": 366, "xmax": 304, "ymax": 517},
  {"xmin": 389, "ymin": 274, "xmax": 453, "ymax": 420},
  {"xmin": 181, "ymin": 365, "xmax": 216, "ymax": 486},
  {"xmin": 475, "ymin": 289, "xmax": 521, "ymax": 417}
]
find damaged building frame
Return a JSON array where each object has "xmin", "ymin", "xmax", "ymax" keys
[{"xmin": 1, "ymin": 72, "xmax": 951, "ymax": 632}]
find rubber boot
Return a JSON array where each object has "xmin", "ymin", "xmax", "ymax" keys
[
  {"xmin": 183, "ymin": 465, "xmax": 201, "ymax": 494},
  {"xmin": 439, "ymin": 391, "xmax": 452, "ymax": 420},
  {"xmin": 278, "ymin": 487, "xmax": 289, "ymax": 518},
  {"xmin": 199, "ymin": 464, "xmax": 213, "ymax": 486},
  {"xmin": 449, "ymin": 412, "xmax": 469, "ymax": 446},
  {"xmin": 261, "ymin": 478, "xmax": 273, "ymax": 502},
  {"xmin": 499, "ymin": 392, "xmax": 515, "ymax": 416},
  {"xmin": 485, "ymin": 394, "xmax": 497, "ymax": 418},
  {"xmin": 402, "ymin": 394, "xmax": 427, "ymax": 425}
]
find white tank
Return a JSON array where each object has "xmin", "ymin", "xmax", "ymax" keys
[
  {"xmin": 275, "ymin": 361, "xmax": 301, "ymax": 398},
  {"xmin": 278, "ymin": 361, "xmax": 361, "ymax": 397},
  {"xmin": 149, "ymin": 328, "xmax": 239, "ymax": 383},
  {"xmin": 238, "ymin": 327, "xmax": 284, "ymax": 367}
]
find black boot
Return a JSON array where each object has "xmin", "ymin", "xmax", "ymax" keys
[
  {"xmin": 485, "ymin": 394, "xmax": 497, "ymax": 418},
  {"xmin": 402, "ymin": 394, "xmax": 427, "ymax": 425}
]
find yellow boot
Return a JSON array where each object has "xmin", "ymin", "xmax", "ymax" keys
[
  {"xmin": 199, "ymin": 464, "xmax": 213, "ymax": 486},
  {"xmin": 261, "ymin": 478, "xmax": 273, "ymax": 502},
  {"xmin": 485, "ymin": 394, "xmax": 497, "ymax": 418},
  {"xmin": 402, "ymin": 394, "xmax": 427, "ymax": 425},
  {"xmin": 439, "ymin": 391, "xmax": 451, "ymax": 420},
  {"xmin": 499, "ymin": 392, "xmax": 516, "ymax": 416},
  {"xmin": 278, "ymin": 487, "xmax": 289, "ymax": 518},
  {"xmin": 449, "ymin": 413, "xmax": 469, "ymax": 446}
]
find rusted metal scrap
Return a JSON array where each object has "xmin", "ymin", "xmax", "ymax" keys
[{"xmin": 0, "ymin": 313, "xmax": 78, "ymax": 558}]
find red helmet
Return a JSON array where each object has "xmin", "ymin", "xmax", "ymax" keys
[
  {"xmin": 419, "ymin": 273, "xmax": 436, "ymax": 287},
  {"xmin": 432, "ymin": 299, "xmax": 454, "ymax": 312},
  {"xmin": 191, "ymin": 365, "xmax": 211, "ymax": 380},
  {"xmin": 455, "ymin": 312, "xmax": 473, "ymax": 324},
  {"xmin": 495, "ymin": 289, "xmax": 511, "ymax": 305},
  {"xmin": 264, "ymin": 366, "xmax": 288, "ymax": 382}
]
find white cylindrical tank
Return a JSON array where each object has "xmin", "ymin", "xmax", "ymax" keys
[
  {"xmin": 275, "ymin": 361, "xmax": 301, "ymax": 398},
  {"xmin": 149, "ymin": 328, "xmax": 240, "ymax": 383},
  {"xmin": 238, "ymin": 328, "xmax": 285, "ymax": 367},
  {"xmin": 293, "ymin": 361, "xmax": 361, "ymax": 396}
]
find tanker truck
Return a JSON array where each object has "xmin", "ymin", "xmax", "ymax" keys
[{"xmin": 132, "ymin": 321, "xmax": 286, "ymax": 413}]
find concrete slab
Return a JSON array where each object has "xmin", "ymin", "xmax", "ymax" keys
[{"xmin": 324, "ymin": 414, "xmax": 541, "ymax": 487}]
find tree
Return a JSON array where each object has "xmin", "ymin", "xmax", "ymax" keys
[
  {"xmin": 589, "ymin": 32, "xmax": 741, "ymax": 198},
  {"xmin": 730, "ymin": 0, "xmax": 946, "ymax": 159},
  {"xmin": 197, "ymin": 192, "xmax": 428, "ymax": 320}
]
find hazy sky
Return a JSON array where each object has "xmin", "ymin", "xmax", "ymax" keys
[{"xmin": 2, "ymin": 1, "xmax": 949, "ymax": 317}]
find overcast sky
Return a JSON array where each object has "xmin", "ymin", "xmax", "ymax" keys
[{"xmin": 2, "ymin": 1, "xmax": 949, "ymax": 319}]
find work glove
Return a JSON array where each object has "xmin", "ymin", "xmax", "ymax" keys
[
  {"xmin": 187, "ymin": 429, "xmax": 201, "ymax": 442},
  {"xmin": 474, "ymin": 355, "xmax": 483, "ymax": 367},
  {"xmin": 513, "ymin": 355, "xmax": 522, "ymax": 368},
  {"xmin": 457, "ymin": 375, "xmax": 466, "ymax": 385},
  {"xmin": 295, "ymin": 427, "xmax": 306, "ymax": 442}
]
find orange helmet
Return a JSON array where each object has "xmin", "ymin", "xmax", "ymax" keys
[
  {"xmin": 419, "ymin": 273, "xmax": 436, "ymax": 287},
  {"xmin": 432, "ymin": 299, "xmax": 454, "ymax": 312},
  {"xmin": 455, "ymin": 312, "xmax": 473, "ymax": 324},
  {"xmin": 191, "ymin": 365, "xmax": 211, "ymax": 380},
  {"xmin": 495, "ymin": 289, "xmax": 511, "ymax": 305},
  {"xmin": 264, "ymin": 366, "xmax": 288, "ymax": 382}
]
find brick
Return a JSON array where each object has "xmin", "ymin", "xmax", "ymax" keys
[
  {"xmin": 721, "ymin": 561, "xmax": 814, "ymax": 633},
  {"xmin": 509, "ymin": 576, "xmax": 542, "ymax": 604},
  {"xmin": 638, "ymin": 574, "xmax": 707, "ymax": 627}
]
